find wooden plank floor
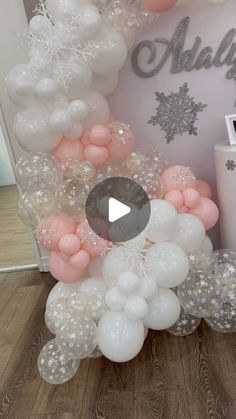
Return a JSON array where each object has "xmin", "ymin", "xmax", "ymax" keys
[
  {"xmin": 0, "ymin": 185, "xmax": 37, "ymax": 269},
  {"xmin": 0, "ymin": 270, "xmax": 236, "ymax": 419}
]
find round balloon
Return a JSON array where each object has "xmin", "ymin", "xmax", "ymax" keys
[
  {"xmin": 144, "ymin": 288, "xmax": 181, "ymax": 330},
  {"xmin": 97, "ymin": 311, "xmax": 145, "ymax": 362}
]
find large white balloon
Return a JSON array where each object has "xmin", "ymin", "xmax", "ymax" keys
[
  {"xmin": 82, "ymin": 90, "xmax": 110, "ymax": 129},
  {"xmin": 5, "ymin": 64, "xmax": 37, "ymax": 107},
  {"xmin": 92, "ymin": 72, "xmax": 119, "ymax": 96},
  {"xmin": 46, "ymin": 0, "xmax": 90, "ymax": 21},
  {"xmin": 79, "ymin": 277, "xmax": 108, "ymax": 298},
  {"xmin": 144, "ymin": 199, "xmax": 177, "ymax": 243},
  {"xmin": 97, "ymin": 311, "xmax": 145, "ymax": 362},
  {"xmin": 89, "ymin": 27, "xmax": 128, "ymax": 75},
  {"xmin": 145, "ymin": 242, "xmax": 189, "ymax": 288},
  {"xmin": 200, "ymin": 235, "xmax": 213, "ymax": 253},
  {"xmin": 172, "ymin": 214, "xmax": 206, "ymax": 254},
  {"xmin": 76, "ymin": 4, "xmax": 102, "ymax": 41},
  {"xmin": 144, "ymin": 288, "xmax": 181, "ymax": 330},
  {"xmin": 14, "ymin": 107, "xmax": 62, "ymax": 152}
]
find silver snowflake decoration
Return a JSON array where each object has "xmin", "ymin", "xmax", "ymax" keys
[
  {"xmin": 148, "ymin": 83, "xmax": 207, "ymax": 144},
  {"xmin": 226, "ymin": 160, "xmax": 236, "ymax": 171},
  {"xmin": 18, "ymin": 0, "xmax": 96, "ymax": 89}
]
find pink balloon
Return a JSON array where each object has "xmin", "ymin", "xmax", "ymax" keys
[
  {"xmin": 49, "ymin": 251, "xmax": 84, "ymax": 282},
  {"xmin": 189, "ymin": 197, "xmax": 219, "ymax": 230},
  {"xmin": 142, "ymin": 0, "xmax": 177, "ymax": 13},
  {"xmin": 195, "ymin": 180, "xmax": 212, "ymax": 199},
  {"xmin": 69, "ymin": 249, "xmax": 90, "ymax": 270},
  {"xmin": 89, "ymin": 125, "xmax": 111, "ymax": 146},
  {"xmin": 59, "ymin": 234, "xmax": 81, "ymax": 256},
  {"xmin": 53, "ymin": 137, "xmax": 84, "ymax": 162},
  {"xmin": 165, "ymin": 189, "xmax": 184, "ymax": 210},
  {"xmin": 36, "ymin": 213, "xmax": 76, "ymax": 251},
  {"xmin": 84, "ymin": 144, "xmax": 109, "ymax": 166},
  {"xmin": 161, "ymin": 165, "xmax": 196, "ymax": 193},
  {"xmin": 183, "ymin": 188, "xmax": 201, "ymax": 209},
  {"xmin": 80, "ymin": 130, "xmax": 91, "ymax": 147}
]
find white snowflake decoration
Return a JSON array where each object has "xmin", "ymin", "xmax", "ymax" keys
[{"xmin": 19, "ymin": 0, "xmax": 97, "ymax": 89}]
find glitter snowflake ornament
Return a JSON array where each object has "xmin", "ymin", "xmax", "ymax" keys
[{"xmin": 148, "ymin": 83, "xmax": 207, "ymax": 143}]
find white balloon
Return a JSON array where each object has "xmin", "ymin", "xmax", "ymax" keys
[
  {"xmin": 92, "ymin": 72, "xmax": 119, "ymax": 96},
  {"xmin": 144, "ymin": 288, "xmax": 181, "ymax": 330},
  {"xmin": 145, "ymin": 242, "xmax": 189, "ymax": 288},
  {"xmin": 54, "ymin": 60, "xmax": 92, "ymax": 99},
  {"xmin": 125, "ymin": 296, "xmax": 148, "ymax": 321},
  {"xmin": 97, "ymin": 311, "xmax": 145, "ymax": 362},
  {"xmin": 103, "ymin": 247, "xmax": 141, "ymax": 287},
  {"xmin": 68, "ymin": 100, "xmax": 89, "ymax": 121},
  {"xmin": 79, "ymin": 277, "xmax": 108, "ymax": 298},
  {"xmin": 200, "ymin": 235, "xmax": 213, "ymax": 253},
  {"xmin": 88, "ymin": 255, "xmax": 104, "ymax": 277},
  {"xmin": 144, "ymin": 199, "xmax": 177, "ymax": 243},
  {"xmin": 46, "ymin": 0, "xmax": 90, "ymax": 21},
  {"xmin": 5, "ymin": 64, "xmax": 36, "ymax": 107},
  {"xmin": 64, "ymin": 122, "xmax": 83, "ymax": 140},
  {"xmin": 89, "ymin": 27, "xmax": 128, "ymax": 75},
  {"xmin": 46, "ymin": 281, "xmax": 81, "ymax": 309},
  {"xmin": 105, "ymin": 287, "xmax": 127, "ymax": 310},
  {"xmin": 76, "ymin": 4, "xmax": 102, "ymax": 41},
  {"xmin": 82, "ymin": 90, "xmax": 110, "ymax": 129},
  {"xmin": 15, "ymin": 107, "xmax": 62, "ymax": 152},
  {"xmin": 173, "ymin": 214, "xmax": 206, "ymax": 254},
  {"xmin": 139, "ymin": 275, "xmax": 158, "ymax": 300},
  {"xmin": 117, "ymin": 272, "xmax": 140, "ymax": 296},
  {"xmin": 36, "ymin": 78, "xmax": 58, "ymax": 102},
  {"xmin": 49, "ymin": 109, "xmax": 71, "ymax": 133}
]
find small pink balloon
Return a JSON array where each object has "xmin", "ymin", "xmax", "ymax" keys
[
  {"xmin": 165, "ymin": 189, "xmax": 184, "ymax": 210},
  {"xmin": 107, "ymin": 121, "xmax": 134, "ymax": 162},
  {"xmin": 189, "ymin": 197, "xmax": 219, "ymax": 230},
  {"xmin": 84, "ymin": 144, "xmax": 109, "ymax": 166},
  {"xmin": 178, "ymin": 206, "xmax": 188, "ymax": 214},
  {"xmin": 69, "ymin": 249, "xmax": 90, "ymax": 270},
  {"xmin": 59, "ymin": 234, "xmax": 81, "ymax": 256},
  {"xmin": 80, "ymin": 130, "xmax": 91, "ymax": 147},
  {"xmin": 49, "ymin": 251, "xmax": 84, "ymax": 282},
  {"xmin": 53, "ymin": 137, "xmax": 84, "ymax": 162},
  {"xmin": 161, "ymin": 165, "xmax": 196, "ymax": 193},
  {"xmin": 36, "ymin": 214, "xmax": 76, "ymax": 251},
  {"xmin": 142, "ymin": 0, "xmax": 177, "ymax": 13},
  {"xmin": 89, "ymin": 125, "xmax": 111, "ymax": 146},
  {"xmin": 195, "ymin": 180, "xmax": 212, "ymax": 199},
  {"xmin": 183, "ymin": 188, "xmax": 201, "ymax": 209}
]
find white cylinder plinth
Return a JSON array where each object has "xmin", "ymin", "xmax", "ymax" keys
[{"xmin": 215, "ymin": 141, "xmax": 236, "ymax": 251}]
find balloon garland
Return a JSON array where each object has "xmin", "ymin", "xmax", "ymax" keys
[{"xmin": 5, "ymin": 0, "xmax": 235, "ymax": 385}]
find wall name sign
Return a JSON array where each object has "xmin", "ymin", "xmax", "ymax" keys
[{"xmin": 132, "ymin": 16, "xmax": 236, "ymax": 81}]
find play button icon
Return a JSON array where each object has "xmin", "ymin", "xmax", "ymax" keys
[
  {"xmin": 108, "ymin": 198, "xmax": 131, "ymax": 222},
  {"xmin": 85, "ymin": 177, "xmax": 151, "ymax": 243}
]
